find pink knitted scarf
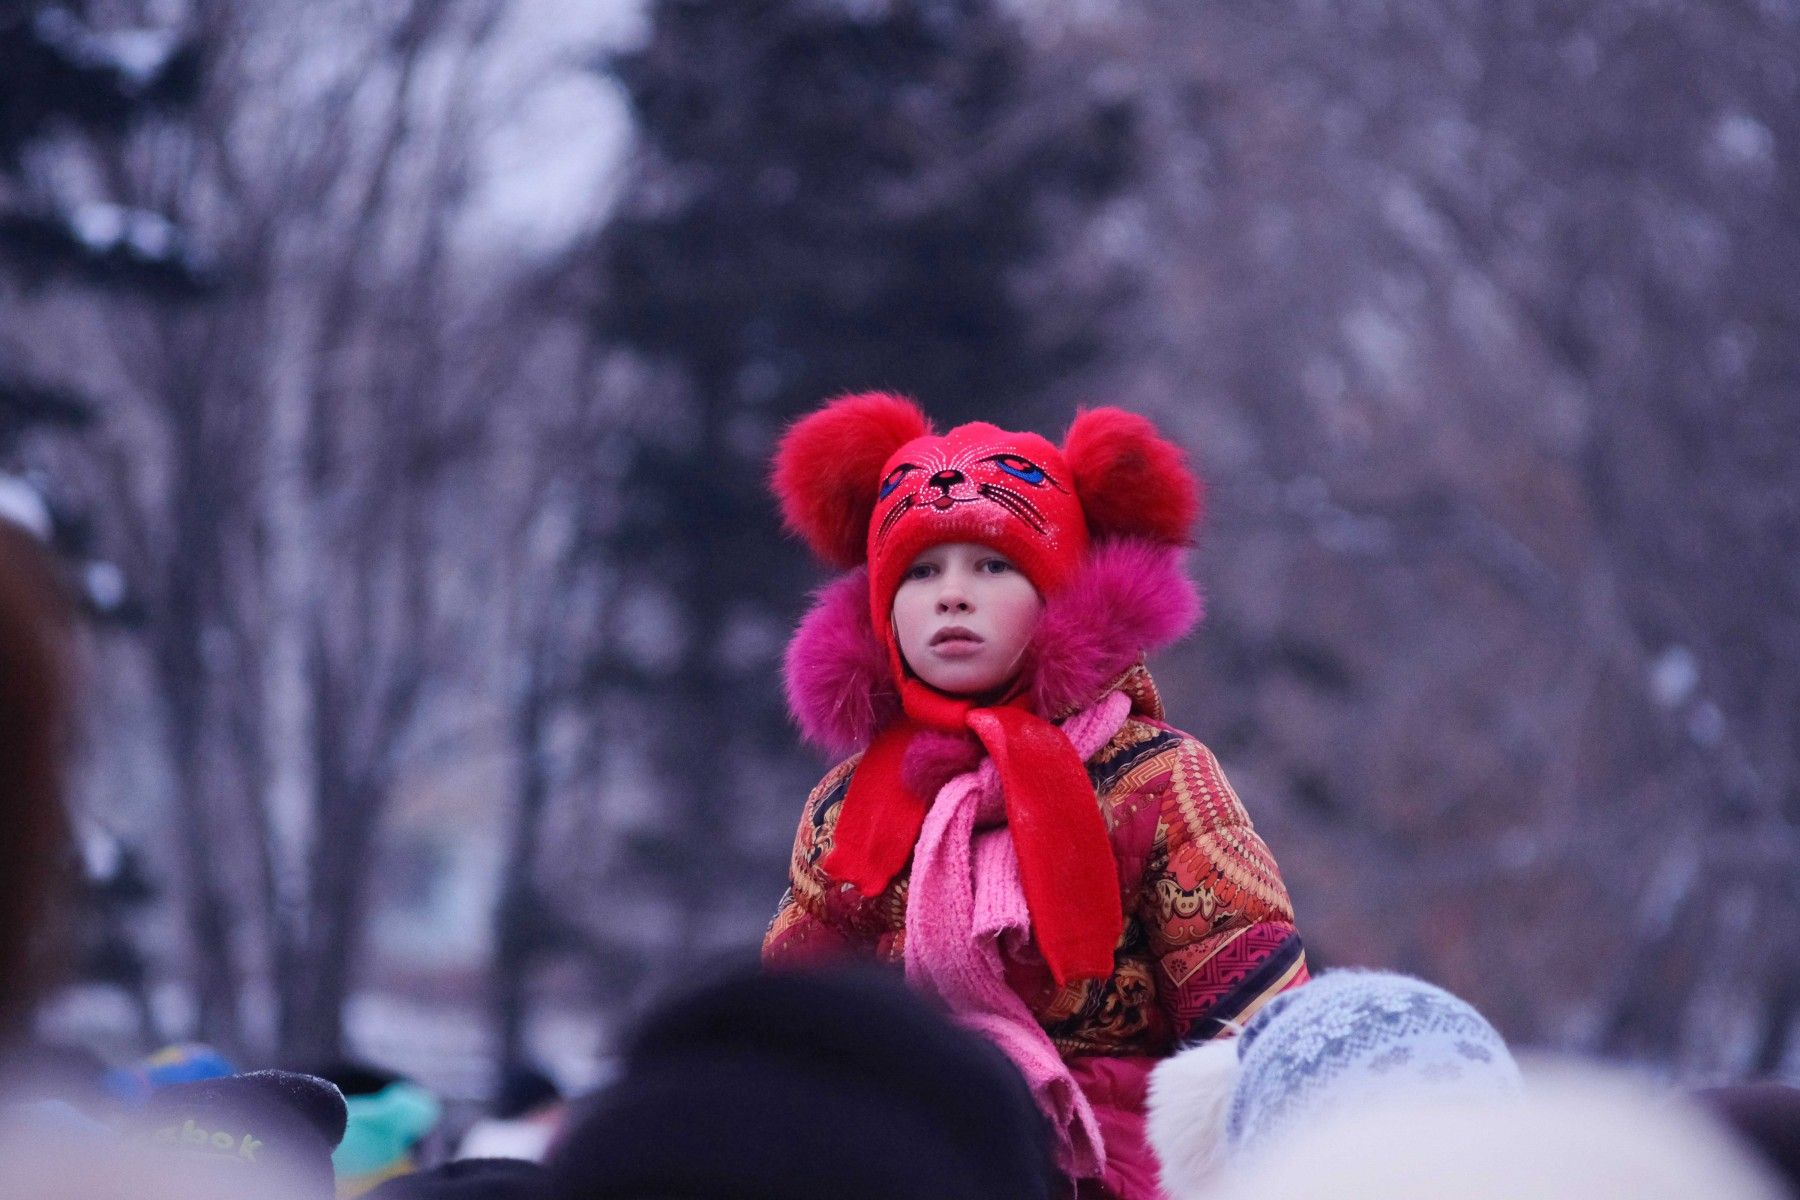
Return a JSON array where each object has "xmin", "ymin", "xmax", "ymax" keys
[{"xmin": 903, "ymin": 689, "xmax": 1134, "ymax": 1183}]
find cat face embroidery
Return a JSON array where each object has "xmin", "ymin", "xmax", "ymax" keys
[{"xmin": 874, "ymin": 438, "xmax": 1070, "ymax": 546}]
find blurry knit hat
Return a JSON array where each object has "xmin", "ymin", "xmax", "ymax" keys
[
  {"xmin": 1225, "ymin": 970, "xmax": 1522, "ymax": 1151},
  {"xmin": 132, "ymin": 1069, "xmax": 348, "ymax": 1200},
  {"xmin": 1149, "ymin": 970, "xmax": 1521, "ymax": 1199},
  {"xmin": 367, "ymin": 1158, "xmax": 548, "ymax": 1200},
  {"xmin": 106, "ymin": 1041, "xmax": 238, "ymax": 1102},
  {"xmin": 545, "ymin": 964, "xmax": 1057, "ymax": 1200}
]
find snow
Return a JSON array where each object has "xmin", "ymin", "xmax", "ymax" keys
[
  {"xmin": 84, "ymin": 560, "xmax": 128, "ymax": 612},
  {"xmin": 69, "ymin": 203, "xmax": 181, "ymax": 262},
  {"xmin": 1640, "ymin": 843, "xmax": 1701, "ymax": 940},
  {"xmin": 1282, "ymin": 474, "xmax": 1397, "ymax": 556},
  {"xmin": 1648, "ymin": 647, "xmax": 1728, "ymax": 748},
  {"xmin": 1650, "ymin": 645, "xmax": 1699, "ymax": 709},
  {"xmin": 418, "ymin": 0, "xmax": 647, "ymax": 258},
  {"xmin": 95, "ymin": 30, "xmax": 182, "ymax": 88},
  {"xmin": 1712, "ymin": 112, "xmax": 1774, "ymax": 167},
  {"xmin": 32, "ymin": 9, "xmax": 180, "ymax": 91},
  {"xmin": 0, "ymin": 474, "xmax": 54, "ymax": 540},
  {"xmin": 1687, "ymin": 701, "xmax": 1726, "ymax": 748},
  {"xmin": 77, "ymin": 823, "xmax": 125, "ymax": 881},
  {"xmin": 1342, "ymin": 303, "xmax": 1410, "ymax": 383}
]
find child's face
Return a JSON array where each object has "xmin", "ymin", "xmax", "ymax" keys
[{"xmin": 892, "ymin": 541, "xmax": 1042, "ymax": 696}]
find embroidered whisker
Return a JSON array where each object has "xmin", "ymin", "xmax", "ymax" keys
[
  {"xmin": 876, "ymin": 494, "xmax": 914, "ymax": 541},
  {"xmin": 979, "ymin": 483, "xmax": 1048, "ymax": 532}
]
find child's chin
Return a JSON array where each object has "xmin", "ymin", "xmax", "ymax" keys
[{"xmin": 920, "ymin": 665, "xmax": 1009, "ymax": 697}]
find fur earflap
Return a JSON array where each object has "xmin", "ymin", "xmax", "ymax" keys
[
  {"xmin": 783, "ymin": 568, "xmax": 900, "ymax": 756},
  {"xmin": 1063, "ymin": 407, "xmax": 1203, "ymax": 546},
  {"xmin": 784, "ymin": 539, "xmax": 1200, "ymax": 754},
  {"xmin": 1027, "ymin": 539, "xmax": 1201, "ymax": 718},
  {"xmin": 1147, "ymin": 1038, "xmax": 1242, "ymax": 1200},
  {"xmin": 773, "ymin": 392, "xmax": 932, "ymax": 568}
]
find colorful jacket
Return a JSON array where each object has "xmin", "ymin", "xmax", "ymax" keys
[{"xmin": 764, "ymin": 540, "xmax": 1307, "ymax": 1062}]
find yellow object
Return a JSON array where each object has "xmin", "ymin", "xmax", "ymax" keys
[{"xmin": 336, "ymin": 1156, "xmax": 412, "ymax": 1199}]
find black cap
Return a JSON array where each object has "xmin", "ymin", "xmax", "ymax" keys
[
  {"xmin": 545, "ymin": 965, "xmax": 1056, "ymax": 1200},
  {"xmin": 367, "ymin": 1158, "xmax": 549, "ymax": 1200},
  {"xmin": 1698, "ymin": 1083, "xmax": 1800, "ymax": 1196},
  {"xmin": 307, "ymin": 1059, "xmax": 404, "ymax": 1097},
  {"xmin": 493, "ymin": 1064, "xmax": 561, "ymax": 1120},
  {"xmin": 134, "ymin": 1069, "xmax": 347, "ymax": 1199}
]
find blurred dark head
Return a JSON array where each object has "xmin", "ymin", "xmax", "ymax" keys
[
  {"xmin": 494, "ymin": 1063, "xmax": 561, "ymax": 1120},
  {"xmin": 131, "ymin": 1069, "xmax": 348, "ymax": 1200},
  {"xmin": 368, "ymin": 1158, "xmax": 549, "ymax": 1200},
  {"xmin": 544, "ymin": 964, "xmax": 1057, "ymax": 1200},
  {"xmin": 310, "ymin": 1059, "xmax": 406, "ymax": 1097},
  {"xmin": 0, "ymin": 521, "xmax": 71, "ymax": 1041},
  {"xmin": 1699, "ymin": 1083, "xmax": 1800, "ymax": 1197}
]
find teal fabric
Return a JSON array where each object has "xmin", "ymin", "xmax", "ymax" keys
[{"xmin": 331, "ymin": 1081, "xmax": 440, "ymax": 1178}]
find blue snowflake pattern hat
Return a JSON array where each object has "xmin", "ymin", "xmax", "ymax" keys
[{"xmin": 1227, "ymin": 969, "xmax": 1523, "ymax": 1154}]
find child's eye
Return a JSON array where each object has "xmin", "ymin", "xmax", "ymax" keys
[
  {"xmin": 905, "ymin": 562, "xmax": 937, "ymax": 581},
  {"xmin": 979, "ymin": 559, "xmax": 1014, "ymax": 574}
]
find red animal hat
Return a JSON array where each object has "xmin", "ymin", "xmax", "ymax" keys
[
  {"xmin": 861, "ymin": 420, "xmax": 1086, "ymax": 671},
  {"xmin": 772, "ymin": 392, "xmax": 1201, "ymax": 985}
]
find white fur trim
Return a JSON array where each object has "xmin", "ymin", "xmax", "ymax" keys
[{"xmin": 1147, "ymin": 1038, "xmax": 1241, "ymax": 1200}]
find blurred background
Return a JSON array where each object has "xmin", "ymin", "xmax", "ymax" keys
[{"xmin": 3, "ymin": 0, "xmax": 1795, "ymax": 1103}]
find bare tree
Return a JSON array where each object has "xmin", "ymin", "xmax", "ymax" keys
[
  {"xmin": 482, "ymin": 312, "xmax": 633, "ymax": 1072},
  {"xmin": 1063, "ymin": 0, "xmax": 1800, "ymax": 1072},
  {"xmin": 27, "ymin": 0, "xmax": 579, "ymax": 1060}
]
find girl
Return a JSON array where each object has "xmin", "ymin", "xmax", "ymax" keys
[{"xmin": 764, "ymin": 393, "xmax": 1308, "ymax": 1199}]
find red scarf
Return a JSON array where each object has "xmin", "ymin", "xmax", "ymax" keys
[{"xmin": 821, "ymin": 677, "xmax": 1123, "ymax": 986}]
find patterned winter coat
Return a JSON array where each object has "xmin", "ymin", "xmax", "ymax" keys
[{"xmin": 764, "ymin": 541, "xmax": 1308, "ymax": 1063}]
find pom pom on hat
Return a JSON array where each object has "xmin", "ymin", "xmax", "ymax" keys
[
  {"xmin": 773, "ymin": 392, "xmax": 933, "ymax": 568},
  {"xmin": 1064, "ymin": 406, "xmax": 1202, "ymax": 546}
]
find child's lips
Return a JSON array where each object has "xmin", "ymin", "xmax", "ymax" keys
[{"xmin": 930, "ymin": 628, "xmax": 984, "ymax": 657}]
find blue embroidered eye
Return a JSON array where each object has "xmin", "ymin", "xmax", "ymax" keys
[
  {"xmin": 987, "ymin": 454, "xmax": 1047, "ymax": 486},
  {"xmin": 878, "ymin": 464, "xmax": 917, "ymax": 500}
]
